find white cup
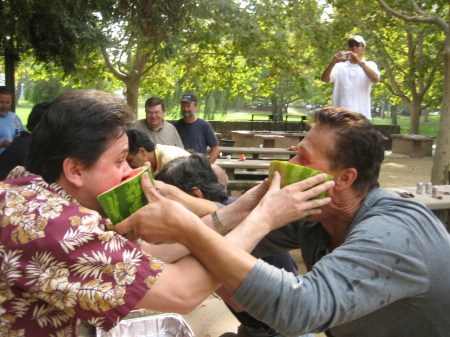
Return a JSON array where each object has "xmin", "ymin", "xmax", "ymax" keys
[{"xmin": 227, "ymin": 155, "xmax": 231, "ymax": 160}]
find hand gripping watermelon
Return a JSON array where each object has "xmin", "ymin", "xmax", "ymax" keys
[
  {"xmin": 268, "ymin": 161, "xmax": 334, "ymax": 200},
  {"xmin": 97, "ymin": 166, "xmax": 154, "ymax": 225}
]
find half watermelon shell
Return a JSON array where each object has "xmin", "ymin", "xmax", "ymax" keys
[
  {"xmin": 97, "ymin": 166, "xmax": 154, "ymax": 225},
  {"xmin": 268, "ymin": 161, "xmax": 333, "ymax": 200}
]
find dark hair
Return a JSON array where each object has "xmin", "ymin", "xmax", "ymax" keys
[
  {"xmin": 0, "ymin": 86, "xmax": 12, "ymax": 95},
  {"xmin": 126, "ymin": 129, "xmax": 155, "ymax": 154},
  {"xmin": 26, "ymin": 90, "xmax": 134, "ymax": 183},
  {"xmin": 145, "ymin": 97, "xmax": 165, "ymax": 111},
  {"xmin": 155, "ymin": 153, "xmax": 228, "ymax": 203},
  {"xmin": 311, "ymin": 107, "xmax": 385, "ymax": 195},
  {"xmin": 27, "ymin": 102, "xmax": 52, "ymax": 132}
]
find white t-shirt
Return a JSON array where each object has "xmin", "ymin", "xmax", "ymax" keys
[
  {"xmin": 330, "ymin": 60, "xmax": 380, "ymax": 120},
  {"xmin": 154, "ymin": 144, "xmax": 190, "ymax": 173}
]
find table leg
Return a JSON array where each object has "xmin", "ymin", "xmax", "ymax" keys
[{"xmin": 226, "ymin": 168, "xmax": 235, "ymax": 180}]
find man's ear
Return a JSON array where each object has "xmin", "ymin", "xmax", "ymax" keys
[
  {"xmin": 61, "ymin": 158, "xmax": 84, "ymax": 188},
  {"xmin": 190, "ymin": 187, "xmax": 204, "ymax": 199},
  {"xmin": 333, "ymin": 168, "xmax": 357, "ymax": 192}
]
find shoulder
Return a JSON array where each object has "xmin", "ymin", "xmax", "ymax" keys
[{"xmin": 162, "ymin": 121, "xmax": 177, "ymax": 130}]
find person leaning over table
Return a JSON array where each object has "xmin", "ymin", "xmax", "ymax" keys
[
  {"xmin": 0, "ymin": 89, "xmax": 333, "ymax": 336},
  {"xmin": 126, "ymin": 129, "xmax": 190, "ymax": 174},
  {"xmin": 116, "ymin": 107, "xmax": 450, "ymax": 337}
]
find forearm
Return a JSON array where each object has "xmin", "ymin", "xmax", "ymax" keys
[
  {"xmin": 141, "ymin": 241, "xmax": 190, "ymax": 263},
  {"xmin": 166, "ymin": 184, "xmax": 218, "ymax": 217},
  {"xmin": 208, "ymin": 146, "xmax": 220, "ymax": 163},
  {"xmin": 137, "ymin": 254, "xmax": 221, "ymax": 314},
  {"xmin": 180, "ymin": 222, "xmax": 258, "ymax": 294},
  {"xmin": 360, "ymin": 62, "xmax": 379, "ymax": 83},
  {"xmin": 321, "ymin": 61, "xmax": 336, "ymax": 82}
]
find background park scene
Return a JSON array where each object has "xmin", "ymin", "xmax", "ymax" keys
[{"xmin": 1, "ymin": 0, "xmax": 449, "ymax": 184}]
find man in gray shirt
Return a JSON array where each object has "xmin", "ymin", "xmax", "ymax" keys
[
  {"xmin": 132, "ymin": 96, "xmax": 184, "ymax": 148},
  {"xmin": 117, "ymin": 107, "xmax": 450, "ymax": 336}
]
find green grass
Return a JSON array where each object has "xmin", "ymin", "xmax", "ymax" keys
[{"xmin": 16, "ymin": 100, "xmax": 440, "ymax": 137}]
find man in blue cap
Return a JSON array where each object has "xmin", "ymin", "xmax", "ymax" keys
[{"xmin": 173, "ymin": 94, "xmax": 220, "ymax": 163}]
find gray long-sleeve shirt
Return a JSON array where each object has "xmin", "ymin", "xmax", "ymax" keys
[{"xmin": 232, "ymin": 189, "xmax": 450, "ymax": 336}]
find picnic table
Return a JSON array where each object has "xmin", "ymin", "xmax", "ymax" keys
[
  {"xmin": 219, "ymin": 146, "xmax": 297, "ymax": 160},
  {"xmin": 215, "ymin": 158, "xmax": 271, "ymax": 180},
  {"xmin": 230, "ymin": 131, "xmax": 307, "ymax": 148},
  {"xmin": 385, "ymin": 185, "xmax": 450, "ymax": 227}
]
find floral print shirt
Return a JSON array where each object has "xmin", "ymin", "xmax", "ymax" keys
[{"xmin": 0, "ymin": 167, "xmax": 165, "ymax": 336}]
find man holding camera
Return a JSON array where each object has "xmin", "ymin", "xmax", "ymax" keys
[{"xmin": 321, "ymin": 35, "xmax": 380, "ymax": 120}]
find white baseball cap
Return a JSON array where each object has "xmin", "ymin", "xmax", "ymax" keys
[{"xmin": 348, "ymin": 35, "xmax": 366, "ymax": 47}]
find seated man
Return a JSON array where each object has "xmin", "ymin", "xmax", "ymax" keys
[
  {"xmin": 0, "ymin": 90, "xmax": 332, "ymax": 336},
  {"xmin": 117, "ymin": 107, "xmax": 450, "ymax": 336},
  {"xmin": 126, "ymin": 129, "xmax": 190, "ymax": 173}
]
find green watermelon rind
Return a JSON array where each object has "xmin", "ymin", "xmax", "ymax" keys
[
  {"xmin": 268, "ymin": 161, "xmax": 333, "ymax": 200},
  {"xmin": 97, "ymin": 166, "xmax": 153, "ymax": 225}
]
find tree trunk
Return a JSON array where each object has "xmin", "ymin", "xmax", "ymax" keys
[
  {"xmin": 431, "ymin": 39, "xmax": 450, "ymax": 184},
  {"xmin": 406, "ymin": 100, "xmax": 422, "ymax": 134},
  {"xmin": 4, "ymin": 49, "xmax": 17, "ymax": 111},
  {"xmin": 125, "ymin": 79, "xmax": 141, "ymax": 116},
  {"xmin": 270, "ymin": 95, "xmax": 283, "ymax": 122},
  {"xmin": 391, "ymin": 105, "xmax": 397, "ymax": 125}
]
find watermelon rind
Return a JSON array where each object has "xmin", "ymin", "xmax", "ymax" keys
[
  {"xmin": 268, "ymin": 161, "xmax": 333, "ymax": 200},
  {"xmin": 97, "ymin": 166, "xmax": 154, "ymax": 224}
]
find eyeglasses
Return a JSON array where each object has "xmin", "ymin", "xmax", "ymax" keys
[{"xmin": 348, "ymin": 43, "xmax": 362, "ymax": 48}]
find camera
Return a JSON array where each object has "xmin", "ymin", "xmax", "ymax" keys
[{"xmin": 341, "ymin": 52, "xmax": 351, "ymax": 60}]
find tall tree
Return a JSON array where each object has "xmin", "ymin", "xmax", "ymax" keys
[
  {"xmin": 376, "ymin": 0, "xmax": 450, "ymax": 184},
  {"xmin": 0, "ymin": 0, "xmax": 115, "ymax": 108},
  {"xmin": 98, "ymin": 0, "xmax": 248, "ymax": 113}
]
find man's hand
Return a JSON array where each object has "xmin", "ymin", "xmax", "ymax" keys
[
  {"xmin": 115, "ymin": 172, "xmax": 200, "ymax": 244},
  {"xmin": 249, "ymin": 172, "xmax": 334, "ymax": 232},
  {"xmin": 0, "ymin": 139, "xmax": 11, "ymax": 148}
]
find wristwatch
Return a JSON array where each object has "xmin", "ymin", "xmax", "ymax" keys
[{"xmin": 360, "ymin": 61, "xmax": 366, "ymax": 67}]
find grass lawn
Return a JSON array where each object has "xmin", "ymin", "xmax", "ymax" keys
[{"xmin": 15, "ymin": 100, "xmax": 440, "ymax": 138}]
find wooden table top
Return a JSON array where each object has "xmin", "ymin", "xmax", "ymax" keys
[
  {"xmin": 384, "ymin": 185, "xmax": 450, "ymax": 210},
  {"xmin": 215, "ymin": 158, "xmax": 272, "ymax": 170},
  {"xmin": 219, "ymin": 147, "xmax": 297, "ymax": 155}
]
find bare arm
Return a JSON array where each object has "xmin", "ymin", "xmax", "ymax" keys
[
  {"xmin": 0, "ymin": 139, "xmax": 11, "ymax": 149},
  {"xmin": 208, "ymin": 145, "xmax": 220, "ymax": 163},
  {"xmin": 116, "ymin": 172, "xmax": 334, "ymax": 294},
  {"xmin": 321, "ymin": 52, "xmax": 344, "ymax": 82},
  {"xmin": 155, "ymin": 180, "xmax": 218, "ymax": 217},
  {"xmin": 136, "ymin": 253, "xmax": 220, "ymax": 314},
  {"xmin": 138, "ymin": 182, "xmax": 268, "ymax": 262}
]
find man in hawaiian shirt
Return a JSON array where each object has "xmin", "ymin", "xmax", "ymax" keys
[{"xmin": 0, "ymin": 90, "xmax": 331, "ymax": 336}]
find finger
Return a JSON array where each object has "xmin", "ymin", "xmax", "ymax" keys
[
  {"xmin": 290, "ymin": 173, "xmax": 330, "ymax": 190},
  {"xmin": 295, "ymin": 179, "xmax": 335, "ymax": 201},
  {"xmin": 114, "ymin": 216, "xmax": 133, "ymax": 237},
  {"xmin": 267, "ymin": 171, "xmax": 282, "ymax": 190},
  {"xmin": 141, "ymin": 173, "xmax": 161, "ymax": 202}
]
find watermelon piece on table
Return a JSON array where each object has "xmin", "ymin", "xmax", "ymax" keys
[
  {"xmin": 97, "ymin": 166, "xmax": 154, "ymax": 225},
  {"xmin": 268, "ymin": 160, "xmax": 333, "ymax": 200}
]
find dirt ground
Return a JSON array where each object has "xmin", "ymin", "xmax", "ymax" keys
[{"xmin": 183, "ymin": 154, "xmax": 436, "ymax": 337}]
